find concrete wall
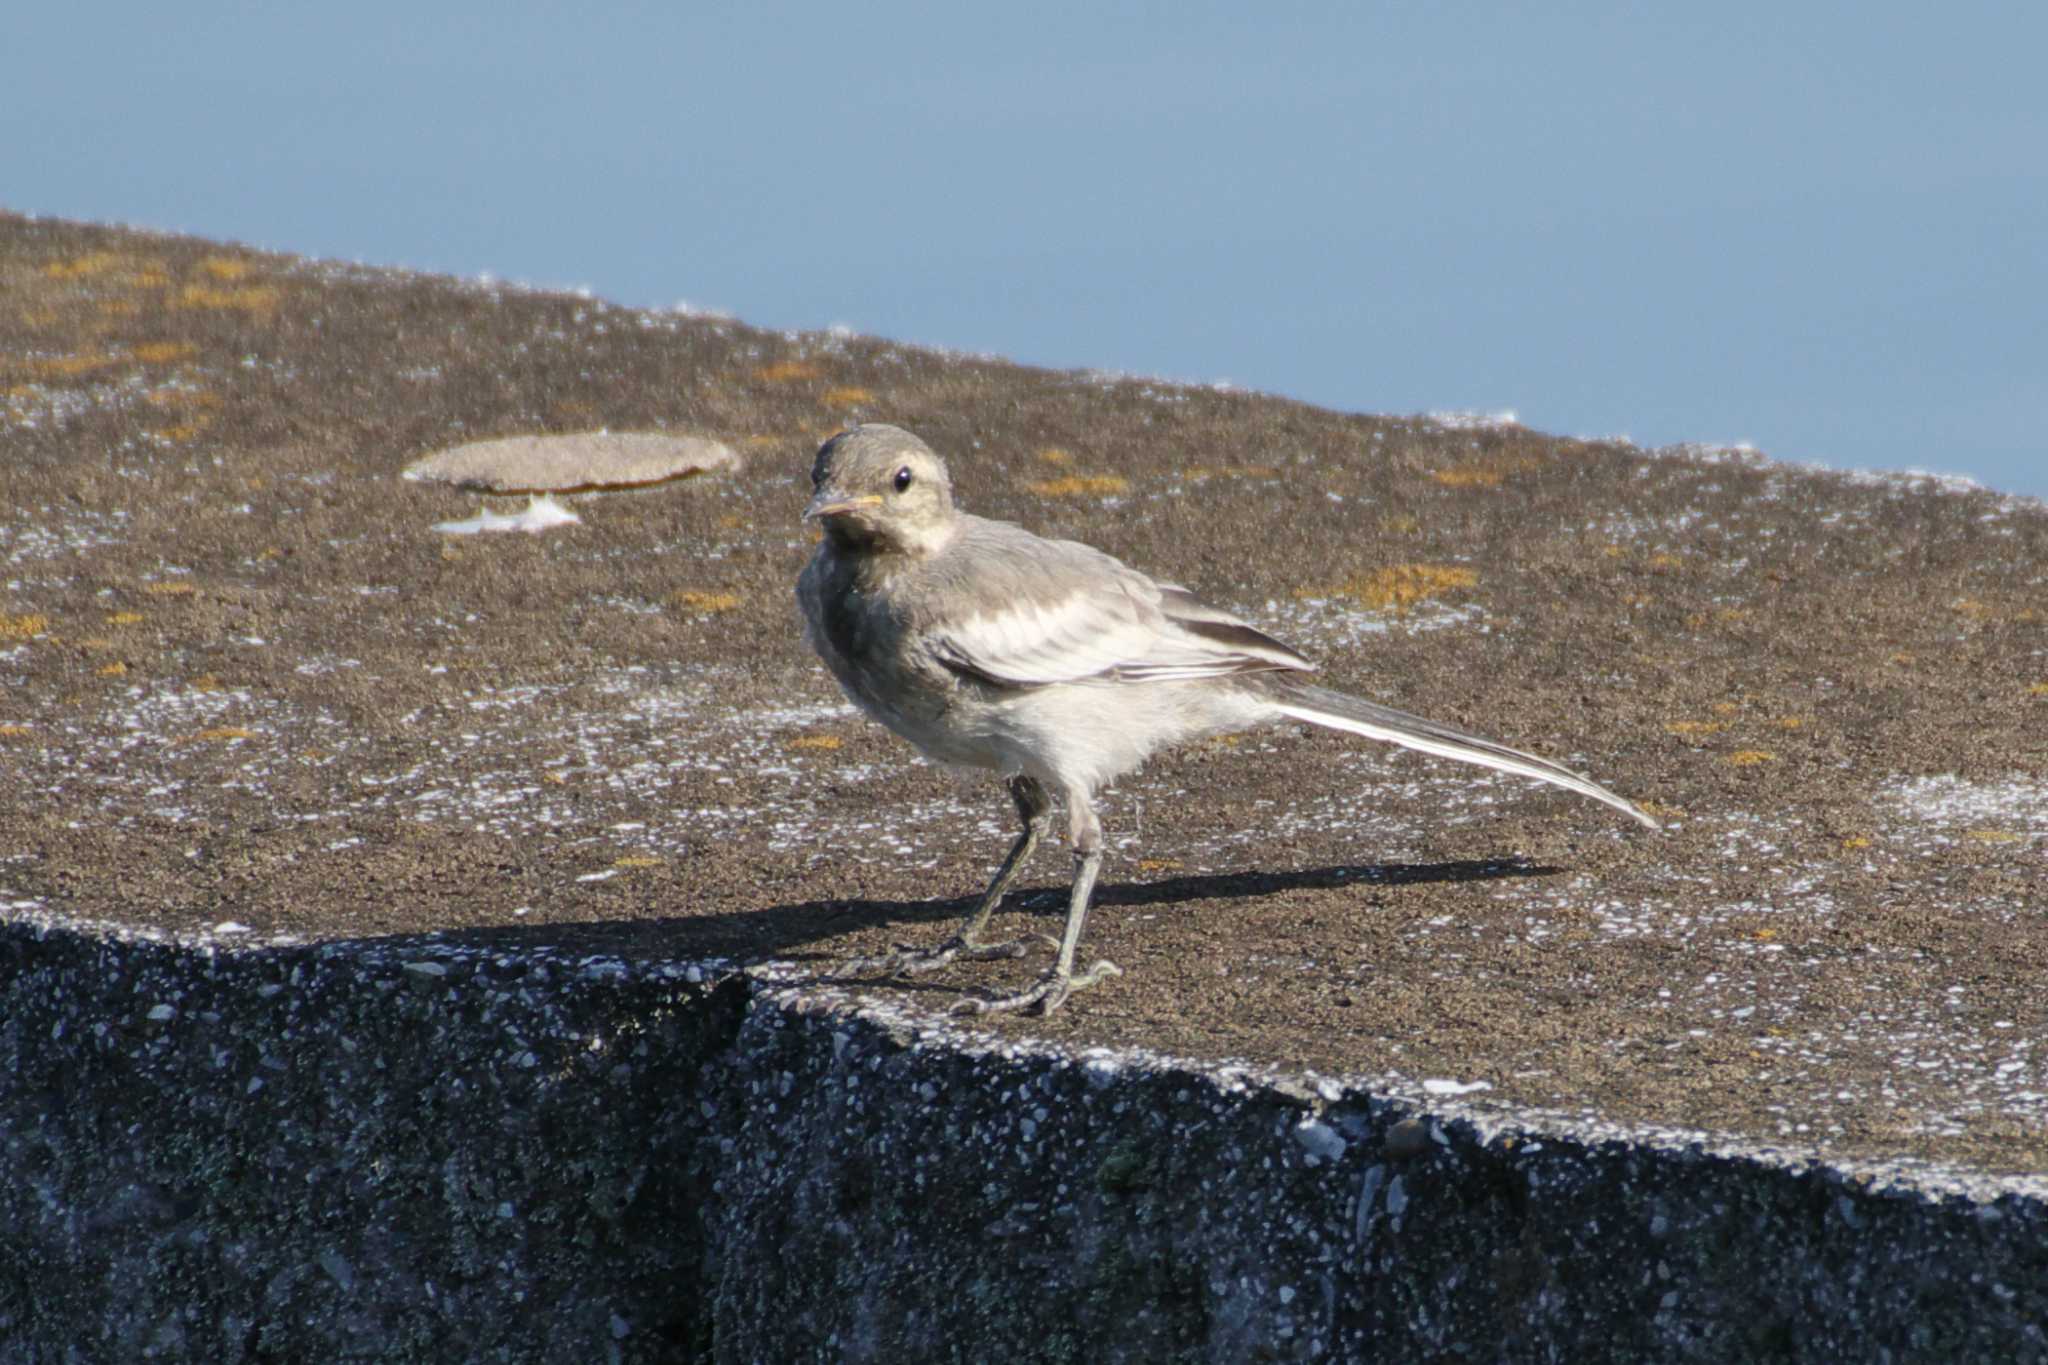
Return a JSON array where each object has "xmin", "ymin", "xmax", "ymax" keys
[{"xmin": 3, "ymin": 921, "xmax": 2043, "ymax": 1362}]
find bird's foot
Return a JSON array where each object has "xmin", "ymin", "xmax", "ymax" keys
[
  {"xmin": 827, "ymin": 934, "xmax": 1030, "ymax": 981},
  {"xmin": 948, "ymin": 959, "xmax": 1123, "ymax": 1017}
]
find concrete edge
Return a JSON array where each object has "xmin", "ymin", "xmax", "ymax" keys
[{"xmin": 3, "ymin": 914, "xmax": 2044, "ymax": 1361}]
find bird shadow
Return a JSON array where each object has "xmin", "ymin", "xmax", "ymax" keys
[{"xmin": 400, "ymin": 856, "xmax": 1558, "ymax": 969}]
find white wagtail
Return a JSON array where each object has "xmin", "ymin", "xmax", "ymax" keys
[{"xmin": 799, "ymin": 424, "xmax": 1656, "ymax": 1016}]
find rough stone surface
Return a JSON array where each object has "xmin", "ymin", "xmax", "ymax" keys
[
  {"xmin": 2, "ymin": 923, "xmax": 2044, "ymax": 1362},
  {"xmin": 713, "ymin": 984, "xmax": 2048, "ymax": 1364},
  {"xmin": 404, "ymin": 431, "xmax": 741, "ymax": 494},
  {"xmin": 2, "ymin": 213, "xmax": 2045, "ymax": 1359},
  {"xmin": 0, "ymin": 921, "xmax": 741, "ymax": 1361}
]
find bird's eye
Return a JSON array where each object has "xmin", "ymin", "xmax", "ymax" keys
[{"xmin": 892, "ymin": 466, "xmax": 914, "ymax": 493}]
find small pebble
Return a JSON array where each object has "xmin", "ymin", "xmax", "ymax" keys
[{"xmin": 1385, "ymin": 1118, "xmax": 1431, "ymax": 1160}]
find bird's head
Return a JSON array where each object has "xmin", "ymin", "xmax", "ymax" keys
[{"xmin": 805, "ymin": 424, "xmax": 958, "ymax": 556}]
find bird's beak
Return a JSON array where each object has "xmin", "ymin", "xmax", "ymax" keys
[{"xmin": 805, "ymin": 490, "xmax": 884, "ymax": 522}]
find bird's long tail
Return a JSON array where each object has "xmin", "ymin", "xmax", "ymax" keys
[{"xmin": 1268, "ymin": 682, "xmax": 1659, "ymax": 829}]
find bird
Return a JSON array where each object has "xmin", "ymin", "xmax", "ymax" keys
[{"xmin": 796, "ymin": 423, "xmax": 1656, "ymax": 1016}]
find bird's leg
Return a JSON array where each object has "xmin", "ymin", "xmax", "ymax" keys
[
  {"xmin": 944, "ymin": 775, "xmax": 1051, "ymax": 955},
  {"xmin": 952, "ymin": 795, "xmax": 1122, "ymax": 1017},
  {"xmin": 828, "ymin": 776, "xmax": 1049, "ymax": 979}
]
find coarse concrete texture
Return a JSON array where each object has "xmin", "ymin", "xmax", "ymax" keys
[{"xmin": 2, "ymin": 211, "xmax": 2044, "ymax": 1361}]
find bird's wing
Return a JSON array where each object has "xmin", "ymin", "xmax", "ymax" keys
[{"xmin": 922, "ymin": 519, "xmax": 1312, "ymax": 687}]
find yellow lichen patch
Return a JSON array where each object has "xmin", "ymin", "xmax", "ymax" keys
[
  {"xmin": 1726, "ymin": 750, "xmax": 1777, "ymax": 766},
  {"xmin": 542, "ymin": 770, "xmax": 572, "ymax": 785},
  {"xmin": 1752, "ymin": 928, "xmax": 1777, "ymax": 942},
  {"xmin": 42, "ymin": 252, "xmax": 127, "ymax": 279},
  {"xmin": 1841, "ymin": 836, "xmax": 1872, "ymax": 851},
  {"xmin": 1026, "ymin": 474, "xmax": 1131, "ymax": 497},
  {"xmin": 745, "ymin": 434, "xmax": 784, "ymax": 448},
  {"xmin": 191, "ymin": 674, "xmax": 226, "ymax": 693},
  {"xmin": 105, "ymin": 611, "xmax": 145, "ymax": 626},
  {"xmin": 1303, "ymin": 563, "xmax": 1478, "ymax": 612},
  {"xmin": 2029, "ymin": 682, "xmax": 2048, "ymax": 697},
  {"xmin": 1, "ymin": 613, "xmax": 50, "ymax": 640},
  {"xmin": 144, "ymin": 581, "xmax": 196, "ymax": 596},
  {"xmin": 134, "ymin": 342, "xmax": 199, "ymax": 365},
  {"xmin": 1383, "ymin": 514, "xmax": 1421, "ymax": 535},
  {"xmin": 670, "ymin": 589, "xmax": 742, "ymax": 613},
  {"xmin": 613, "ymin": 855, "xmax": 663, "ymax": 869},
  {"xmin": 194, "ymin": 727, "xmax": 256, "ymax": 742},
  {"xmin": 1951, "ymin": 597, "xmax": 1994, "ymax": 619},
  {"xmin": 1773, "ymin": 715, "xmax": 1808, "ymax": 730},
  {"xmin": 96, "ymin": 661, "xmax": 129, "ymax": 677},
  {"xmin": 1665, "ymin": 720, "xmax": 1727, "ymax": 737},
  {"xmin": 38, "ymin": 252, "xmax": 170, "ymax": 290},
  {"xmin": 1711, "ymin": 701, "xmax": 1742, "ymax": 716},
  {"xmin": 1431, "ymin": 456, "xmax": 1536, "ymax": 489},
  {"xmin": 821, "ymin": 386, "xmax": 873, "ymax": 405},
  {"xmin": 787, "ymin": 735, "xmax": 844, "ymax": 751},
  {"xmin": 1603, "ymin": 543, "xmax": 1627, "ymax": 558},
  {"xmin": 0, "ymin": 724, "xmax": 31, "ymax": 739},
  {"xmin": 197, "ymin": 256, "xmax": 255, "ymax": 281},
  {"xmin": 144, "ymin": 384, "xmax": 221, "ymax": 412},
  {"xmin": 1431, "ymin": 466, "xmax": 1503, "ymax": 489},
  {"xmin": 753, "ymin": 361, "xmax": 820, "ymax": 383},
  {"xmin": 156, "ymin": 418, "xmax": 211, "ymax": 442},
  {"xmin": 30, "ymin": 352, "xmax": 117, "ymax": 379},
  {"xmin": 1888, "ymin": 652, "xmax": 1915, "ymax": 666},
  {"xmin": 1966, "ymin": 829, "xmax": 2021, "ymax": 844},
  {"xmin": 1136, "ymin": 858, "xmax": 1181, "ymax": 874},
  {"xmin": 175, "ymin": 284, "xmax": 280, "ymax": 313},
  {"xmin": 1645, "ymin": 553, "xmax": 1683, "ymax": 573},
  {"xmin": 1038, "ymin": 448, "xmax": 1075, "ymax": 466},
  {"xmin": 148, "ymin": 382, "xmax": 209, "ymax": 409},
  {"xmin": 716, "ymin": 514, "xmax": 749, "ymax": 530},
  {"xmin": 98, "ymin": 299, "xmax": 141, "ymax": 319}
]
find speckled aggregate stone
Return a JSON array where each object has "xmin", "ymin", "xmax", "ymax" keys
[
  {"xmin": 4, "ymin": 921, "xmax": 2046, "ymax": 1361},
  {"xmin": 0, "ymin": 922, "xmax": 743, "ymax": 1360},
  {"xmin": 706, "ymin": 981, "xmax": 2048, "ymax": 1364}
]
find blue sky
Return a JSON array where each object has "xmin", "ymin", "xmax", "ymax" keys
[{"xmin": 10, "ymin": 4, "xmax": 2044, "ymax": 496}]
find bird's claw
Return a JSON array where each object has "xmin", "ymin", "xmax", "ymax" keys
[
  {"xmin": 948, "ymin": 959, "xmax": 1123, "ymax": 1017},
  {"xmin": 827, "ymin": 934, "xmax": 1028, "ymax": 981}
]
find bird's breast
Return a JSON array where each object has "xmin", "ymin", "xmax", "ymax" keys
[{"xmin": 800, "ymin": 549, "xmax": 989, "ymax": 764}]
